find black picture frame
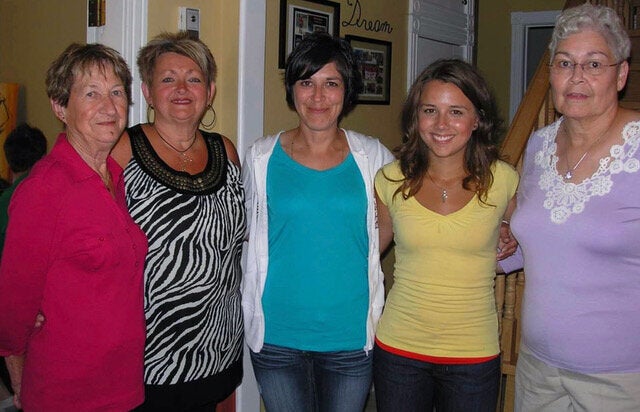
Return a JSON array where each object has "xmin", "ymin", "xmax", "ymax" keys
[
  {"xmin": 346, "ymin": 35, "xmax": 392, "ymax": 105},
  {"xmin": 279, "ymin": 0, "xmax": 341, "ymax": 69}
]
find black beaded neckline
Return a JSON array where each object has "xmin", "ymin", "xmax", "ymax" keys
[{"xmin": 127, "ymin": 124, "xmax": 227, "ymax": 195}]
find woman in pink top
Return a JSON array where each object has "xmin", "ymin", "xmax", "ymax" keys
[{"xmin": 0, "ymin": 43, "xmax": 148, "ymax": 411}]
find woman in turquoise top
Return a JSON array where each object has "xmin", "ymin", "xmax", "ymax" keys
[{"xmin": 242, "ymin": 32, "xmax": 394, "ymax": 411}]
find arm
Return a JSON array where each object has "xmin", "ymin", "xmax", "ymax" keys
[
  {"xmin": 5, "ymin": 355, "xmax": 23, "ymax": 409},
  {"xmin": 0, "ymin": 176, "xmax": 54, "ymax": 359},
  {"xmin": 110, "ymin": 130, "xmax": 132, "ymax": 168},
  {"xmin": 221, "ymin": 135, "xmax": 241, "ymax": 167},
  {"xmin": 241, "ymin": 145, "xmax": 255, "ymax": 241},
  {"xmin": 376, "ymin": 189, "xmax": 394, "ymax": 255},
  {"xmin": 497, "ymin": 245, "xmax": 523, "ymax": 274}
]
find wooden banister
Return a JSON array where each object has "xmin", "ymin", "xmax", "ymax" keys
[{"xmin": 500, "ymin": 54, "xmax": 552, "ymax": 166}]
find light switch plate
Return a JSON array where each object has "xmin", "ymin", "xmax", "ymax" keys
[{"xmin": 179, "ymin": 7, "xmax": 200, "ymax": 38}]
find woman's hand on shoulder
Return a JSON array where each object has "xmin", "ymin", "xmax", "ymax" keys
[
  {"xmin": 221, "ymin": 135, "xmax": 241, "ymax": 167},
  {"xmin": 110, "ymin": 130, "xmax": 132, "ymax": 168}
]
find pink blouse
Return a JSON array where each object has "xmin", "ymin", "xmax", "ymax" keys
[{"xmin": 0, "ymin": 134, "xmax": 148, "ymax": 411}]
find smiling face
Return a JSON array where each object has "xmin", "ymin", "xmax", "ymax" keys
[
  {"xmin": 550, "ymin": 29, "xmax": 628, "ymax": 121},
  {"xmin": 293, "ymin": 62, "xmax": 345, "ymax": 133},
  {"xmin": 418, "ymin": 80, "xmax": 479, "ymax": 163},
  {"xmin": 142, "ymin": 52, "xmax": 215, "ymax": 125},
  {"xmin": 51, "ymin": 64, "xmax": 128, "ymax": 150}
]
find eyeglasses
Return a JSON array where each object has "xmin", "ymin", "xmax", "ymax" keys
[{"xmin": 549, "ymin": 59, "xmax": 621, "ymax": 76}]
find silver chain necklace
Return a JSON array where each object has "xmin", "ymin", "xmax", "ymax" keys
[
  {"xmin": 427, "ymin": 170, "xmax": 459, "ymax": 203},
  {"xmin": 563, "ymin": 134, "xmax": 605, "ymax": 180},
  {"xmin": 153, "ymin": 125, "xmax": 197, "ymax": 172}
]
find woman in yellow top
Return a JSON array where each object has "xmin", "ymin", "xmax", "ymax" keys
[{"xmin": 374, "ymin": 59, "xmax": 518, "ymax": 412}]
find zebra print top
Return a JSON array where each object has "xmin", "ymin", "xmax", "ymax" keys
[{"xmin": 124, "ymin": 125, "xmax": 245, "ymax": 385}]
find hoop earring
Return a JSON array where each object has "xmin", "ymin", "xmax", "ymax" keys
[
  {"xmin": 200, "ymin": 104, "xmax": 216, "ymax": 129},
  {"xmin": 146, "ymin": 105, "xmax": 155, "ymax": 124}
]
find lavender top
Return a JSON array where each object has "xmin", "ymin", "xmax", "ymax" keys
[{"xmin": 507, "ymin": 117, "xmax": 640, "ymax": 374}]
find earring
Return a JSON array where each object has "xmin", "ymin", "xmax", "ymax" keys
[
  {"xmin": 146, "ymin": 105, "xmax": 155, "ymax": 124},
  {"xmin": 200, "ymin": 104, "xmax": 216, "ymax": 129}
]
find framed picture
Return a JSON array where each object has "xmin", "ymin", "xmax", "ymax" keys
[
  {"xmin": 346, "ymin": 35, "xmax": 392, "ymax": 105},
  {"xmin": 279, "ymin": 0, "xmax": 340, "ymax": 68}
]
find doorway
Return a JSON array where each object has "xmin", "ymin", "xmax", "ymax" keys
[{"xmin": 509, "ymin": 10, "xmax": 560, "ymax": 122}]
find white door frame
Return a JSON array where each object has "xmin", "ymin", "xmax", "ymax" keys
[
  {"xmin": 509, "ymin": 10, "xmax": 560, "ymax": 121},
  {"xmin": 236, "ymin": 0, "xmax": 264, "ymax": 410},
  {"xmin": 237, "ymin": 0, "xmax": 265, "ymax": 161},
  {"xmin": 87, "ymin": 0, "xmax": 148, "ymax": 126}
]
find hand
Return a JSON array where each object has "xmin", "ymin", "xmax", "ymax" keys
[
  {"xmin": 13, "ymin": 391, "xmax": 21, "ymax": 410},
  {"xmin": 497, "ymin": 221, "xmax": 517, "ymax": 260}
]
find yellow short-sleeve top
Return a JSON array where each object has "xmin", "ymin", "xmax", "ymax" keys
[{"xmin": 375, "ymin": 160, "xmax": 519, "ymax": 359}]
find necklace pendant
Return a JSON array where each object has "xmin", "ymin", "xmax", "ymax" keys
[
  {"xmin": 564, "ymin": 170, "xmax": 572, "ymax": 180},
  {"xmin": 441, "ymin": 189, "xmax": 447, "ymax": 203}
]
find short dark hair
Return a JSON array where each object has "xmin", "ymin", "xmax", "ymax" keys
[
  {"xmin": 4, "ymin": 123, "xmax": 47, "ymax": 173},
  {"xmin": 284, "ymin": 31, "xmax": 363, "ymax": 119}
]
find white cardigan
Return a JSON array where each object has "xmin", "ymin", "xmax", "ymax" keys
[{"xmin": 241, "ymin": 129, "xmax": 394, "ymax": 353}]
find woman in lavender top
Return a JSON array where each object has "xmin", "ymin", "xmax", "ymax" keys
[{"xmin": 500, "ymin": 4, "xmax": 640, "ymax": 411}]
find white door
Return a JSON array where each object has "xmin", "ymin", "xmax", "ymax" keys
[
  {"xmin": 86, "ymin": 0, "xmax": 148, "ymax": 126},
  {"xmin": 407, "ymin": 0, "xmax": 475, "ymax": 88}
]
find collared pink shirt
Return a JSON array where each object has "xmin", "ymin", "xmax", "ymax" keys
[{"xmin": 0, "ymin": 134, "xmax": 148, "ymax": 411}]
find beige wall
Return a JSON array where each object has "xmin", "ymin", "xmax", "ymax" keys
[
  {"xmin": 0, "ymin": 1, "xmax": 573, "ymax": 146},
  {"xmin": 0, "ymin": 0, "xmax": 86, "ymax": 144},
  {"xmin": 264, "ymin": 0, "xmax": 407, "ymax": 152},
  {"xmin": 477, "ymin": 0, "xmax": 565, "ymax": 125},
  {"xmin": 0, "ymin": 1, "xmax": 240, "ymax": 146}
]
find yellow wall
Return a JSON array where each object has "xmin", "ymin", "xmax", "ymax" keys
[
  {"xmin": 147, "ymin": 1, "xmax": 240, "ymax": 142},
  {"xmin": 0, "ymin": 1, "xmax": 572, "ymax": 146},
  {"xmin": 0, "ymin": 1, "xmax": 240, "ymax": 146},
  {"xmin": 477, "ymin": 0, "xmax": 565, "ymax": 124},
  {"xmin": 264, "ymin": 0, "xmax": 407, "ymax": 152},
  {"xmin": 0, "ymin": 0, "xmax": 86, "ymax": 143}
]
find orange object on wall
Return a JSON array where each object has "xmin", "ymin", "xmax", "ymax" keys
[{"xmin": 0, "ymin": 83, "xmax": 19, "ymax": 180}]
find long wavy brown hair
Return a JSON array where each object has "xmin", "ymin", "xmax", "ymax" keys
[{"xmin": 391, "ymin": 59, "xmax": 503, "ymax": 205}]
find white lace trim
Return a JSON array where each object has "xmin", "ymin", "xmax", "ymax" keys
[{"xmin": 535, "ymin": 119, "xmax": 640, "ymax": 224}]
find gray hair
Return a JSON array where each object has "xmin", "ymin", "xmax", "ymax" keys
[{"xmin": 549, "ymin": 3, "xmax": 630, "ymax": 63}]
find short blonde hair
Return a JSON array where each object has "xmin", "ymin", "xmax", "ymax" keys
[{"xmin": 137, "ymin": 31, "xmax": 217, "ymax": 87}]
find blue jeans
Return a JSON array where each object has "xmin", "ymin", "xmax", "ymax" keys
[
  {"xmin": 250, "ymin": 343, "xmax": 372, "ymax": 412},
  {"xmin": 373, "ymin": 343, "xmax": 500, "ymax": 412}
]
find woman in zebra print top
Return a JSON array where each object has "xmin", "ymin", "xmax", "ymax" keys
[{"xmin": 112, "ymin": 32, "xmax": 245, "ymax": 412}]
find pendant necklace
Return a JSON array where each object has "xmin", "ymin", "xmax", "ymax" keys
[
  {"xmin": 154, "ymin": 125, "xmax": 197, "ymax": 172},
  {"xmin": 427, "ymin": 170, "xmax": 457, "ymax": 203},
  {"xmin": 563, "ymin": 133, "xmax": 605, "ymax": 181}
]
